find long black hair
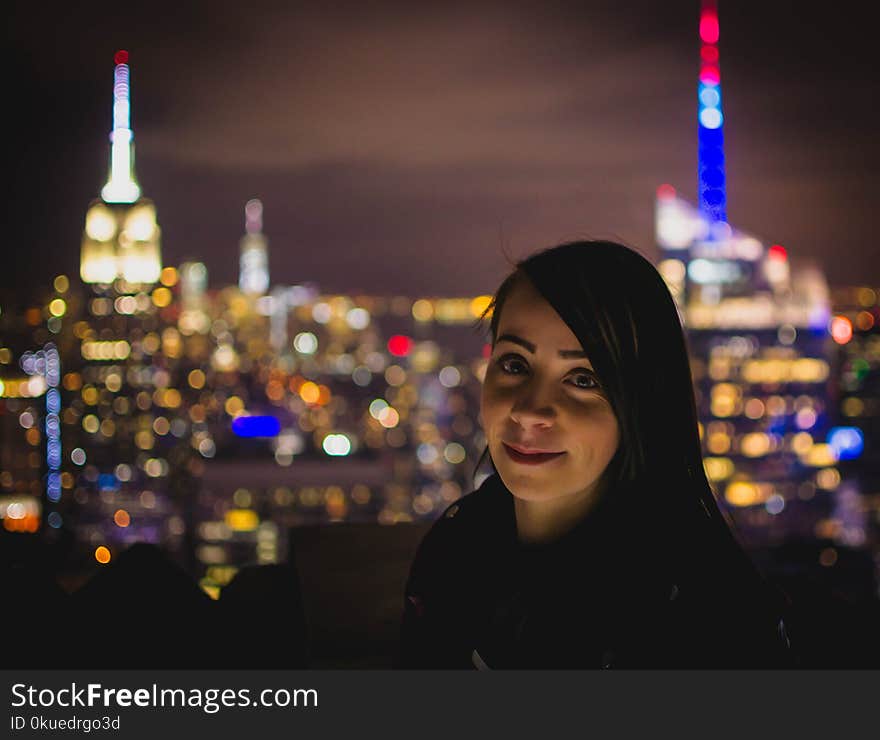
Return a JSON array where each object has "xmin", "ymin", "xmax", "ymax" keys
[{"xmin": 481, "ymin": 240, "xmax": 762, "ymax": 585}]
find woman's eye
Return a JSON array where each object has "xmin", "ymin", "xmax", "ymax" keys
[
  {"xmin": 567, "ymin": 371, "xmax": 599, "ymax": 390},
  {"xmin": 497, "ymin": 355, "xmax": 528, "ymax": 375}
]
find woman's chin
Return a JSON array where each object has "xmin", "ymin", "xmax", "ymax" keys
[{"xmin": 496, "ymin": 467, "xmax": 558, "ymax": 501}]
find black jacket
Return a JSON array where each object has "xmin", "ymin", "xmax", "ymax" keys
[{"xmin": 397, "ymin": 474, "xmax": 792, "ymax": 669}]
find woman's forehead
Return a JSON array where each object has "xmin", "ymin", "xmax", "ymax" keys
[{"xmin": 495, "ymin": 280, "xmax": 585, "ymax": 352}]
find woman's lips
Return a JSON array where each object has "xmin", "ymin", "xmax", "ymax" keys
[{"xmin": 502, "ymin": 442, "xmax": 566, "ymax": 466}]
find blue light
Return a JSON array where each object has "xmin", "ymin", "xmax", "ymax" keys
[
  {"xmin": 232, "ymin": 415, "xmax": 281, "ymax": 438},
  {"xmin": 46, "ymin": 415, "xmax": 60, "ymax": 436},
  {"xmin": 699, "ymin": 87, "xmax": 721, "ymax": 107},
  {"xmin": 47, "ymin": 389, "xmax": 61, "ymax": 413},
  {"xmin": 827, "ymin": 427, "xmax": 865, "ymax": 460},
  {"xmin": 699, "ymin": 108, "xmax": 723, "ymax": 129},
  {"xmin": 99, "ymin": 473, "xmax": 119, "ymax": 491},
  {"xmin": 48, "ymin": 512, "xmax": 63, "ymax": 529},
  {"xmin": 697, "ymin": 48, "xmax": 726, "ymax": 223}
]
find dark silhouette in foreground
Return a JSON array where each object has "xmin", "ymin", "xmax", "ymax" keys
[{"xmin": 2, "ymin": 535, "xmax": 879, "ymax": 668}]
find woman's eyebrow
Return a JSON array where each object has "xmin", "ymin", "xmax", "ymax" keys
[{"xmin": 496, "ymin": 333, "xmax": 588, "ymax": 359}]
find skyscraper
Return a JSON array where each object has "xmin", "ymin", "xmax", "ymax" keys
[
  {"xmin": 656, "ymin": 1, "xmax": 834, "ymax": 547},
  {"xmin": 80, "ymin": 51, "xmax": 162, "ymax": 287},
  {"xmin": 239, "ymin": 199, "xmax": 269, "ymax": 296}
]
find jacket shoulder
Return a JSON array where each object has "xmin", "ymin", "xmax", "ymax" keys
[{"xmin": 406, "ymin": 476, "xmax": 507, "ymax": 580}]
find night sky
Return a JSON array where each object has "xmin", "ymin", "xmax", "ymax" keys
[{"xmin": 5, "ymin": 0, "xmax": 878, "ymax": 298}]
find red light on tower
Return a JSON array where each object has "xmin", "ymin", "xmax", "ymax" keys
[
  {"xmin": 657, "ymin": 183, "xmax": 676, "ymax": 200},
  {"xmin": 387, "ymin": 335, "xmax": 413, "ymax": 357},
  {"xmin": 700, "ymin": 45, "xmax": 719, "ymax": 63},
  {"xmin": 768, "ymin": 244, "xmax": 788, "ymax": 261},
  {"xmin": 699, "ymin": 65, "xmax": 720, "ymax": 85},
  {"xmin": 700, "ymin": 11, "xmax": 719, "ymax": 44},
  {"xmin": 114, "ymin": 50, "xmax": 129, "ymax": 65}
]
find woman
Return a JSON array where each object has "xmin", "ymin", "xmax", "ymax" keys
[{"xmin": 397, "ymin": 240, "xmax": 792, "ymax": 669}]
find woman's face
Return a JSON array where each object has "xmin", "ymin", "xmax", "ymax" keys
[{"xmin": 480, "ymin": 277, "xmax": 620, "ymax": 505}]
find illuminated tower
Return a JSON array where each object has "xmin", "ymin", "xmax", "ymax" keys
[
  {"xmin": 80, "ymin": 50, "xmax": 162, "ymax": 286},
  {"xmin": 239, "ymin": 199, "xmax": 269, "ymax": 295},
  {"xmin": 654, "ymin": 2, "xmax": 834, "ymax": 550},
  {"xmin": 697, "ymin": 0, "xmax": 727, "ymax": 225}
]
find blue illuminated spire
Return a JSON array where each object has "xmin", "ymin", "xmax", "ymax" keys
[
  {"xmin": 101, "ymin": 50, "xmax": 141, "ymax": 203},
  {"xmin": 697, "ymin": 0, "xmax": 726, "ymax": 224}
]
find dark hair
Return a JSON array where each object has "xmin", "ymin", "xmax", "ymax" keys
[{"xmin": 481, "ymin": 240, "xmax": 758, "ymax": 579}]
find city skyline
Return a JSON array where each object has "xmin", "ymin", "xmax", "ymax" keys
[{"xmin": 5, "ymin": 0, "xmax": 879, "ymax": 298}]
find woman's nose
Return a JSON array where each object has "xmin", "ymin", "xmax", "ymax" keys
[{"xmin": 509, "ymin": 383, "xmax": 556, "ymax": 429}]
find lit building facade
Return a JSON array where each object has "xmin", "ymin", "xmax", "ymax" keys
[{"xmin": 827, "ymin": 286, "xmax": 880, "ymax": 553}]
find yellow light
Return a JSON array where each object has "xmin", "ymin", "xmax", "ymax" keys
[
  {"xmin": 152, "ymin": 287, "xmax": 172, "ymax": 307},
  {"xmin": 703, "ymin": 457, "xmax": 734, "ymax": 482},
  {"xmin": 135, "ymin": 430, "xmax": 155, "ymax": 450},
  {"xmin": 199, "ymin": 580, "xmax": 221, "ymax": 600},
  {"xmin": 95, "ymin": 546, "xmax": 112, "ymax": 564},
  {"xmin": 708, "ymin": 358, "xmax": 731, "ymax": 381},
  {"xmin": 81, "ymin": 340, "xmax": 130, "ymax": 361},
  {"xmin": 470, "ymin": 295, "xmax": 493, "ymax": 319},
  {"xmin": 791, "ymin": 432, "xmax": 814, "ymax": 455},
  {"xmin": 740, "ymin": 433, "xmax": 771, "ymax": 458},
  {"xmin": 224, "ymin": 396, "xmax": 245, "ymax": 416},
  {"xmin": 658, "ymin": 259, "xmax": 686, "ymax": 284},
  {"xmin": 160, "ymin": 267, "xmax": 179, "ymax": 287},
  {"xmin": 48, "ymin": 298, "xmax": 67, "ymax": 317},
  {"xmin": 225, "ymin": 509, "xmax": 259, "ymax": 532},
  {"xmin": 412, "ymin": 299, "xmax": 434, "ymax": 322},
  {"xmin": 124, "ymin": 205, "xmax": 157, "ymax": 241},
  {"xmin": 188, "ymin": 369, "xmax": 206, "ymax": 389},
  {"xmin": 725, "ymin": 481, "xmax": 762, "ymax": 507},
  {"xmin": 710, "ymin": 383, "xmax": 739, "ymax": 417},
  {"xmin": 299, "ymin": 382, "xmax": 320, "ymax": 405},
  {"xmin": 816, "ymin": 468, "xmax": 841, "ymax": 490},
  {"xmin": 803, "ymin": 443, "xmax": 837, "ymax": 467},
  {"xmin": 142, "ymin": 333, "xmax": 161, "ymax": 354},
  {"xmin": 791, "ymin": 359, "xmax": 829, "ymax": 383},
  {"xmin": 53, "ymin": 275, "xmax": 70, "ymax": 293},
  {"xmin": 162, "ymin": 389, "xmax": 182, "ymax": 409},
  {"xmin": 707, "ymin": 432, "xmax": 731, "ymax": 454},
  {"xmin": 86, "ymin": 205, "xmax": 116, "ymax": 241},
  {"xmin": 82, "ymin": 415, "xmax": 100, "ymax": 433},
  {"xmin": 857, "ymin": 287, "xmax": 876, "ymax": 307}
]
